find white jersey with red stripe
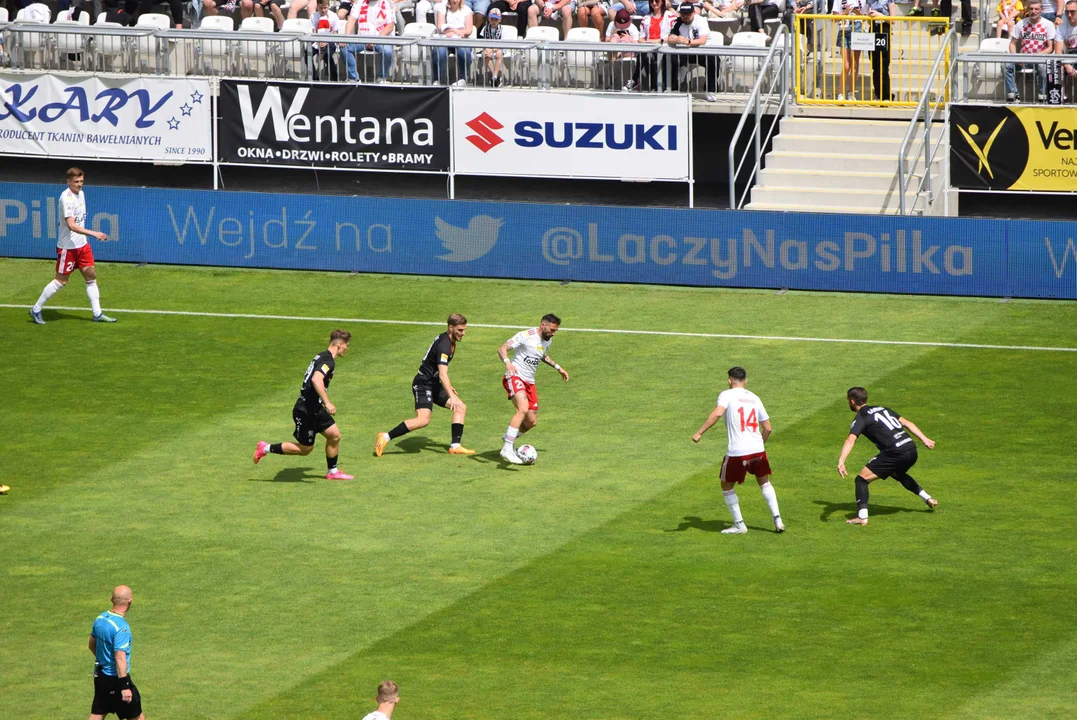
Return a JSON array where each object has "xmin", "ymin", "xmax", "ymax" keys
[
  {"xmin": 506, "ymin": 327, "xmax": 551, "ymax": 383},
  {"xmin": 717, "ymin": 387, "xmax": 769, "ymax": 456},
  {"xmin": 58, "ymin": 188, "xmax": 88, "ymax": 250}
]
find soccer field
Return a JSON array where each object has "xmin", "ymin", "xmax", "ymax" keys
[{"xmin": 2, "ymin": 258, "xmax": 1076, "ymax": 720}]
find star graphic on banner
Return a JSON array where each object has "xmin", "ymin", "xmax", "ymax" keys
[
  {"xmin": 168, "ymin": 117, "xmax": 180, "ymax": 130},
  {"xmin": 180, "ymin": 103, "xmax": 193, "ymax": 117},
  {"xmin": 190, "ymin": 90, "xmax": 204, "ymax": 104}
]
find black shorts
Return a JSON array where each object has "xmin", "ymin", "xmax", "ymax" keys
[
  {"xmin": 338, "ymin": 0, "xmax": 353, "ymax": 12},
  {"xmin": 292, "ymin": 405, "xmax": 336, "ymax": 446},
  {"xmin": 91, "ymin": 671, "xmax": 143, "ymax": 720},
  {"xmin": 413, "ymin": 380, "xmax": 450, "ymax": 411},
  {"xmin": 866, "ymin": 447, "xmax": 917, "ymax": 479}
]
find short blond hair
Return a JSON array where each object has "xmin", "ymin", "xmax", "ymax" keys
[{"xmin": 376, "ymin": 681, "xmax": 399, "ymax": 703}]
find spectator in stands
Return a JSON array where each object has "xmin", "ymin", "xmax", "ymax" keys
[
  {"xmin": 868, "ymin": 0, "xmax": 893, "ymax": 101},
  {"xmin": 103, "ymin": 0, "xmax": 133, "ymax": 24},
  {"xmin": 489, "ymin": 0, "xmax": 535, "ymax": 37},
  {"xmin": 538, "ymin": 0, "xmax": 573, "ymax": 37},
  {"xmin": 833, "ymin": 0, "xmax": 869, "ymax": 100},
  {"xmin": 310, "ymin": 0, "xmax": 343, "ymax": 79},
  {"xmin": 747, "ymin": 0, "xmax": 781, "ymax": 33},
  {"xmin": 703, "ymin": 0, "xmax": 743, "ymax": 17},
  {"xmin": 254, "ymin": 0, "xmax": 285, "ymax": 27},
  {"xmin": 345, "ymin": 0, "xmax": 396, "ymax": 81},
  {"xmin": 666, "ymin": 1, "xmax": 718, "ymax": 100},
  {"xmin": 1055, "ymin": 0, "xmax": 1076, "ymax": 90},
  {"xmin": 996, "ymin": 0, "xmax": 1024, "ymax": 37},
  {"xmin": 1039, "ymin": 0, "xmax": 1059, "ymax": 21},
  {"xmin": 203, "ymin": 0, "xmax": 254, "ymax": 25},
  {"xmin": 471, "ymin": 0, "xmax": 492, "ymax": 28},
  {"xmin": 576, "ymin": 0, "xmax": 606, "ymax": 35},
  {"xmin": 434, "ymin": 0, "xmax": 473, "ymax": 84},
  {"xmin": 624, "ymin": 0, "xmax": 673, "ymax": 90},
  {"xmin": 940, "ymin": 0, "xmax": 972, "ymax": 36},
  {"xmin": 480, "ymin": 7, "xmax": 505, "ymax": 85},
  {"xmin": 605, "ymin": 7, "xmax": 640, "ymax": 38},
  {"xmin": 1005, "ymin": 0, "xmax": 1056, "ymax": 101}
]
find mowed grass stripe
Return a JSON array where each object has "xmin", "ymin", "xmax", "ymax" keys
[
  {"xmin": 4, "ymin": 330, "xmax": 952, "ymax": 720},
  {"xmin": 3, "ymin": 303, "xmax": 1076, "ymax": 353},
  {"xmin": 240, "ymin": 342, "xmax": 1077, "ymax": 720},
  {"xmin": 232, "ymin": 340, "xmax": 969, "ymax": 720}
]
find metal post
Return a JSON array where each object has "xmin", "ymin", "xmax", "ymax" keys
[
  {"xmin": 923, "ymin": 103, "xmax": 931, "ymax": 204},
  {"xmin": 212, "ymin": 89, "xmax": 219, "ymax": 191},
  {"xmin": 753, "ymin": 89, "xmax": 761, "ymax": 189}
]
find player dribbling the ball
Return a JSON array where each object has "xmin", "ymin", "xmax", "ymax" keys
[{"xmin": 497, "ymin": 314, "xmax": 570, "ymax": 465}]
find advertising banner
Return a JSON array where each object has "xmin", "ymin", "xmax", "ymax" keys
[
  {"xmin": 2, "ymin": 182, "xmax": 1074, "ymax": 299},
  {"xmin": 0, "ymin": 74, "xmax": 212, "ymax": 163},
  {"xmin": 951, "ymin": 104, "xmax": 1077, "ymax": 191},
  {"xmin": 218, "ymin": 80, "xmax": 450, "ymax": 172},
  {"xmin": 451, "ymin": 89, "xmax": 691, "ymax": 181}
]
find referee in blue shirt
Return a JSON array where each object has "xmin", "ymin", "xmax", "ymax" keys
[{"xmin": 88, "ymin": 586, "xmax": 144, "ymax": 720}]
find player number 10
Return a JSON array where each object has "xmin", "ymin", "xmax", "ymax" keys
[{"xmin": 737, "ymin": 407, "xmax": 759, "ymax": 433}]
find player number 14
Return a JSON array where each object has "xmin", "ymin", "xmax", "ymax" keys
[{"xmin": 737, "ymin": 407, "xmax": 759, "ymax": 433}]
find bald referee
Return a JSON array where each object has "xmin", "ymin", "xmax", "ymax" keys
[{"xmin": 88, "ymin": 586, "xmax": 144, "ymax": 720}]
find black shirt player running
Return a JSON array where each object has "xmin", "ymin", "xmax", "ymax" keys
[
  {"xmin": 375, "ymin": 313, "xmax": 476, "ymax": 457},
  {"xmin": 837, "ymin": 386, "xmax": 939, "ymax": 526},
  {"xmin": 253, "ymin": 329, "xmax": 355, "ymax": 480}
]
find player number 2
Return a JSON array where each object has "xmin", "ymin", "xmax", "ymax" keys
[{"xmin": 737, "ymin": 407, "xmax": 759, "ymax": 433}]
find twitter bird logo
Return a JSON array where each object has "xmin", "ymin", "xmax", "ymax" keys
[{"xmin": 435, "ymin": 215, "xmax": 504, "ymax": 262}]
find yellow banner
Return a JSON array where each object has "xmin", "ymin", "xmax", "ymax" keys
[{"xmin": 950, "ymin": 105, "xmax": 1077, "ymax": 191}]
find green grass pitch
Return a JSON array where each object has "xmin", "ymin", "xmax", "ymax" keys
[{"xmin": 2, "ymin": 257, "xmax": 1076, "ymax": 720}]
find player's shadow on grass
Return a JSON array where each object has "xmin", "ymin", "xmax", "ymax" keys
[
  {"xmin": 475, "ymin": 449, "xmax": 523, "ymax": 468},
  {"xmin": 665, "ymin": 516, "xmax": 771, "ymax": 533},
  {"xmin": 813, "ymin": 500, "xmax": 918, "ymax": 522},
  {"xmin": 32, "ymin": 310, "xmax": 88, "ymax": 323},
  {"xmin": 389, "ymin": 436, "xmax": 442, "ymax": 455},
  {"xmin": 249, "ymin": 467, "xmax": 319, "ymax": 483}
]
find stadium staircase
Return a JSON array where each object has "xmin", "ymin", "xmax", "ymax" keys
[
  {"xmin": 743, "ymin": 9, "xmax": 984, "ymax": 215},
  {"xmin": 745, "ymin": 116, "xmax": 945, "ymax": 215}
]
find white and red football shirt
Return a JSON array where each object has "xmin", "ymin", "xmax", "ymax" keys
[
  {"xmin": 349, "ymin": 0, "xmax": 394, "ymax": 33},
  {"xmin": 717, "ymin": 387, "xmax": 769, "ymax": 456},
  {"xmin": 58, "ymin": 188, "xmax": 88, "ymax": 250},
  {"xmin": 1014, "ymin": 18, "xmax": 1056, "ymax": 54},
  {"xmin": 505, "ymin": 328, "xmax": 552, "ymax": 383}
]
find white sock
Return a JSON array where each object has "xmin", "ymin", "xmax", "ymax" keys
[
  {"xmin": 503, "ymin": 426, "xmax": 519, "ymax": 448},
  {"xmin": 450, "ymin": 442, "xmax": 460, "ymax": 449},
  {"xmin": 760, "ymin": 481, "xmax": 781, "ymax": 521},
  {"xmin": 86, "ymin": 280, "xmax": 102, "ymax": 316},
  {"xmin": 858, "ymin": 508, "xmax": 869, "ymax": 520},
  {"xmin": 723, "ymin": 489, "xmax": 744, "ymax": 526},
  {"xmin": 33, "ymin": 279, "xmax": 64, "ymax": 311},
  {"xmin": 918, "ymin": 489, "xmax": 932, "ymax": 501}
]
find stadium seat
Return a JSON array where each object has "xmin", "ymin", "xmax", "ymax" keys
[
  {"xmin": 400, "ymin": 22, "xmax": 437, "ymax": 83},
  {"xmin": 730, "ymin": 30, "xmax": 768, "ymax": 47},
  {"xmin": 967, "ymin": 37, "xmax": 1011, "ymax": 100},
  {"xmin": 706, "ymin": 31, "xmax": 724, "ymax": 46},
  {"xmin": 134, "ymin": 11, "xmax": 171, "ymax": 63},
  {"xmin": 565, "ymin": 26, "xmax": 599, "ymax": 42},
  {"xmin": 237, "ymin": 16, "xmax": 277, "ymax": 76},
  {"xmin": 13, "ymin": 3, "xmax": 52, "ymax": 67},
  {"xmin": 91, "ymin": 19, "xmax": 130, "ymax": 72},
  {"xmin": 193, "ymin": 14, "xmax": 236, "ymax": 75},
  {"xmin": 0, "ymin": 7, "xmax": 8, "ymax": 22},
  {"xmin": 280, "ymin": 18, "xmax": 311, "ymax": 79},
  {"xmin": 54, "ymin": 18, "xmax": 90, "ymax": 68},
  {"xmin": 524, "ymin": 25, "xmax": 560, "ymax": 85}
]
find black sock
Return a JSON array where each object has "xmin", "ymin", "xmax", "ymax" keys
[
  {"xmin": 855, "ymin": 476, "xmax": 870, "ymax": 514},
  {"xmin": 269, "ymin": 443, "xmax": 284, "ymax": 454},
  {"xmin": 387, "ymin": 422, "xmax": 410, "ymax": 440},
  {"xmin": 327, "ymin": 454, "xmax": 338, "ymax": 472},
  {"xmin": 895, "ymin": 472, "xmax": 924, "ymax": 495},
  {"xmin": 451, "ymin": 423, "xmax": 464, "ymax": 445}
]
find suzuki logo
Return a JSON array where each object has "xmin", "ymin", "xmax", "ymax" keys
[{"xmin": 465, "ymin": 112, "xmax": 504, "ymax": 153}]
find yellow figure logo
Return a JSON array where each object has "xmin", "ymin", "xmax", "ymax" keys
[{"xmin": 957, "ymin": 119, "xmax": 1007, "ymax": 179}]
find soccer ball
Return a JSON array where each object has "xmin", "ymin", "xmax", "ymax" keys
[{"xmin": 517, "ymin": 444, "xmax": 537, "ymax": 465}]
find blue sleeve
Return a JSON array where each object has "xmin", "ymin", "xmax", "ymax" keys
[{"xmin": 113, "ymin": 627, "xmax": 132, "ymax": 653}]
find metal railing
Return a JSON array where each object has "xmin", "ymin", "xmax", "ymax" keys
[
  {"xmin": 794, "ymin": 13, "xmax": 951, "ymax": 106},
  {"xmin": 955, "ymin": 52, "xmax": 1077, "ymax": 104},
  {"xmin": 1, "ymin": 22, "xmax": 783, "ymax": 96},
  {"xmin": 727, "ymin": 25, "xmax": 791, "ymax": 209},
  {"xmin": 897, "ymin": 28, "xmax": 956, "ymax": 215}
]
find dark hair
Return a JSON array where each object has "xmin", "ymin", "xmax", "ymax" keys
[
  {"xmin": 541, "ymin": 313, "xmax": 561, "ymax": 325},
  {"xmin": 847, "ymin": 387, "xmax": 868, "ymax": 405},
  {"xmin": 727, "ymin": 366, "xmax": 747, "ymax": 381},
  {"xmin": 329, "ymin": 329, "xmax": 352, "ymax": 344},
  {"xmin": 447, "ymin": 313, "xmax": 467, "ymax": 327},
  {"xmin": 66, "ymin": 167, "xmax": 84, "ymax": 181}
]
